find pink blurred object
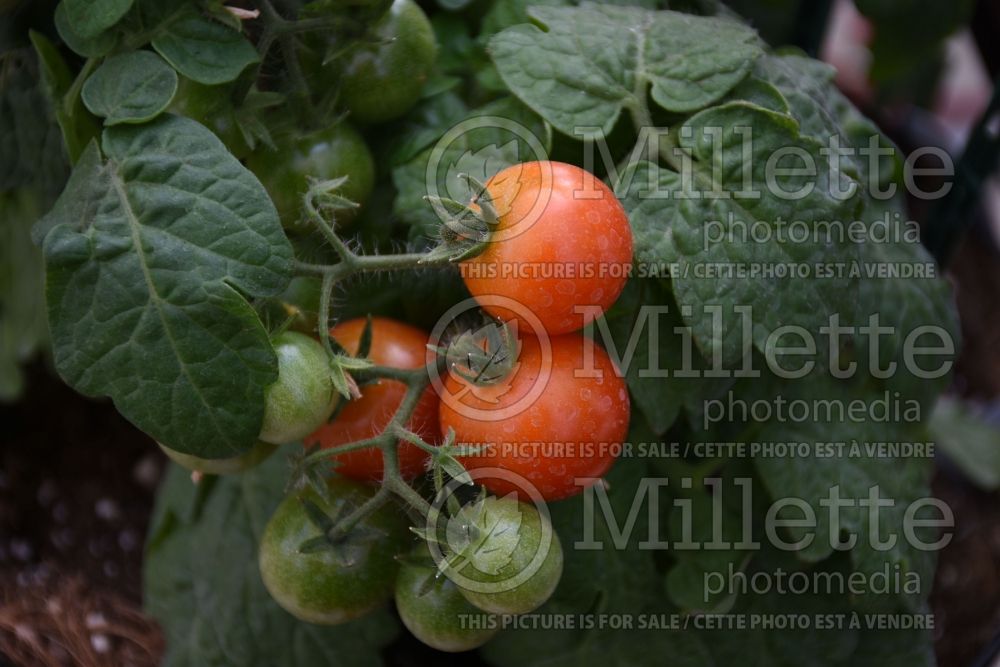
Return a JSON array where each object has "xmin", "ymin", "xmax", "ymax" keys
[
  {"xmin": 821, "ymin": 0, "xmax": 990, "ymax": 145},
  {"xmin": 821, "ymin": 0, "xmax": 875, "ymax": 105}
]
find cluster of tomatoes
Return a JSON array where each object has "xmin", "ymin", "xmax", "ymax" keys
[
  {"xmin": 164, "ymin": 0, "xmax": 632, "ymax": 640},
  {"xmin": 160, "ymin": 159, "xmax": 634, "ymax": 651}
]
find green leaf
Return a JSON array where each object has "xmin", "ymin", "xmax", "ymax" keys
[
  {"xmin": 480, "ymin": 0, "xmax": 569, "ymax": 38},
  {"xmin": 853, "ymin": 195, "xmax": 959, "ymax": 414},
  {"xmin": 846, "ymin": 628, "xmax": 936, "ymax": 667},
  {"xmin": 599, "ymin": 279, "xmax": 684, "ymax": 435},
  {"xmin": 664, "ymin": 484, "xmax": 752, "ymax": 612},
  {"xmin": 0, "ymin": 48, "xmax": 69, "ymax": 196},
  {"xmin": 63, "ymin": 0, "xmax": 134, "ymax": 39},
  {"xmin": 82, "ymin": 50, "xmax": 178, "ymax": 125},
  {"xmin": 385, "ymin": 90, "xmax": 468, "ymax": 167},
  {"xmin": 754, "ymin": 54, "xmax": 896, "ymax": 181},
  {"xmin": 489, "ymin": 4, "xmax": 763, "ymax": 137},
  {"xmin": 929, "ymin": 397, "xmax": 1000, "ymax": 490},
  {"xmin": 55, "ymin": 1, "xmax": 118, "ymax": 58},
  {"xmin": 36, "ymin": 115, "xmax": 293, "ymax": 457},
  {"xmin": 0, "ymin": 191, "xmax": 50, "ymax": 402},
  {"xmin": 752, "ymin": 53, "xmax": 959, "ymax": 410},
  {"xmin": 435, "ymin": 0, "xmax": 473, "ymax": 9},
  {"xmin": 752, "ymin": 373, "xmax": 937, "ymax": 613},
  {"xmin": 481, "ymin": 0, "xmax": 661, "ymax": 39},
  {"xmin": 700, "ymin": 549, "xmax": 860, "ymax": 667},
  {"xmin": 145, "ymin": 455, "xmax": 398, "ymax": 666},
  {"xmin": 152, "ymin": 11, "xmax": 260, "ymax": 85},
  {"xmin": 619, "ymin": 101, "xmax": 861, "ymax": 367},
  {"xmin": 704, "ymin": 551, "xmax": 935, "ymax": 667},
  {"xmin": 29, "ymin": 31, "xmax": 101, "ymax": 164}
]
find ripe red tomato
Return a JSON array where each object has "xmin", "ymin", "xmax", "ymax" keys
[
  {"xmin": 460, "ymin": 161, "xmax": 633, "ymax": 336},
  {"xmin": 438, "ymin": 333, "xmax": 629, "ymax": 501},
  {"xmin": 305, "ymin": 317, "xmax": 438, "ymax": 480}
]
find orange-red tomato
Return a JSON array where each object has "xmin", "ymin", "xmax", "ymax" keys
[
  {"xmin": 438, "ymin": 333, "xmax": 629, "ymax": 501},
  {"xmin": 305, "ymin": 317, "xmax": 438, "ymax": 480},
  {"xmin": 460, "ymin": 161, "xmax": 633, "ymax": 336}
]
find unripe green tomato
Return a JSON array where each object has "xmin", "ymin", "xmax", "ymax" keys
[
  {"xmin": 338, "ymin": 0, "xmax": 437, "ymax": 124},
  {"xmin": 395, "ymin": 548, "xmax": 499, "ymax": 652},
  {"xmin": 259, "ymin": 276, "xmax": 324, "ymax": 335},
  {"xmin": 246, "ymin": 123, "xmax": 374, "ymax": 233},
  {"xmin": 168, "ymin": 78, "xmax": 250, "ymax": 159},
  {"xmin": 259, "ymin": 331, "xmax": 338, "ymax": 445},
  {"xmin": 259, "ymin": 477, "xmax": 411, "ymax": 624},
  {"xmin": 157, "ymin": 440, "xmax": 277, "ymax": 475},
  {"xmin": 304, "ymin": 0, "xmax": 391, "ymax": 16},
  {"xmin": 454, "ymin": 496, "xmax": 563, "ymax": 615}
]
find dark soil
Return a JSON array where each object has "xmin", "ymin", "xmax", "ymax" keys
[{"xmin": 0, "ymin": 364, "xmax": 164, "ymax": 665}]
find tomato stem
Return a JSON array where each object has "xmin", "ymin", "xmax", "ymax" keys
[
  {"xmin": 391, "ymin": 424, "xmax": 439, "ymax": 455},
  {"xmin": 301, "ymin": 434, "xmax": 384, "ymax": 466},
  {"xmin": 296, "ymin": 188, "xmax": 455, "ymax": 281},
  {"xmin": 327, "ymin": 484, "xmax": 391, "ymax": 540},
  {"xmin": 317, "ymin": 271, "xmax": 336, "ymax": 359},
  {"xmin": 305, "ymin": 358, "xmax": 441, "ymax": 533}
]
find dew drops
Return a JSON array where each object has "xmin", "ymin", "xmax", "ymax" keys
[{"xmin": 555, "ymin": 280, "xmax": 576, "ymax": 295}]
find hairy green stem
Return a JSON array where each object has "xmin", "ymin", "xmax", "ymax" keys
[
  {"xmin": 318, "ymin": 271, "xmax": 336, "ymax": 358},
  {"xmin": 313, "ymin": 362, "xmax": 438, "ymax": 533},
  {"xmin": 329, "ymin": 484, "xmax": 391, "ymax": 539},
  {"xmin": 296, "ymin": 190, "xmax": 456, "ymax": 281},
  {"xmin": 392, "ymin": 424, "xmax": 439, "ymax": 455},
  {"xmin": 302, "ymin": 434, "xmax": 383, "ymax": 466},
  {"xmin": 386, "ymin": 476, "xmax": 435, "ymax": 519}
]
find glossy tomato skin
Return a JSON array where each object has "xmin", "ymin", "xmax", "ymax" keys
[
  {"xmin": 460, "ymin": 161, "xmax": 633, "ymax": 336},
  {"xmin": 158, "ymin": 440, "xmax": 277, "ymax": 475},
  {"xmin": 305, "ymin": 318, "xmax": 439, "ymax": 480},
  {"xmin": 453, "ymin": 496, "xmax": 563, "ymax": 615},
  {"xmin": 337, "ymin": 0, "xmax": 437, "ymax": 124},
  {"xmin": 246, "ymin": 122, "xmax": 374, "ymax": 233},
  {"xmin": 395, "ymin": 546, "xmax": 499, "ymax": 652},
  {"xmin": 259, "ymin": 332, "xmax": 339, "ymax": 445},
  {"xmin": 439, "ymin": 333, "xmax": 629, "ymax": 501},
  {"xmin": 259, "ymin": 477, "xmax": 410, "ymax": 624}
]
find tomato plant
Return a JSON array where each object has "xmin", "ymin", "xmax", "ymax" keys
[
  {"xmin": 259, "ymin": 331, "xmax": 339, "ymax": 445},
  {"xmin": 440, "ymin": 333, "xmax": 630, "ymax": 501},
  {"xmin": 258, "ymin": 476, "xmax": 410, "ymax": 624},
  {"xmin": 395, "ymin": 546, "xmax": 499, "ymax": 652},
  {"xmin": 18, "ymin": 0, "xmax": 968, "ymax": 663},
  {"xmin": 460, "ymin": 161, "xmax": 634, "ymax": 336},
  {"xmin": 305, "ymin": 317, "xmax": 439, "ymax": 480}
]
